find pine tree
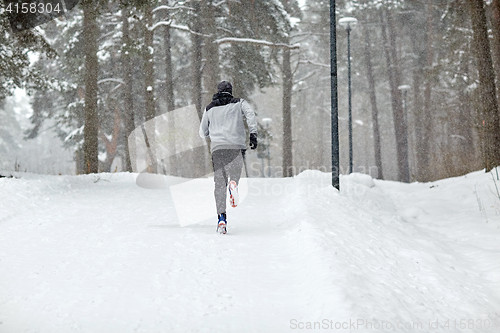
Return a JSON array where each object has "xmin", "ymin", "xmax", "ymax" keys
[{"xmin": 0, "ymin": 4, "xmax": 54, "ymax": 99}]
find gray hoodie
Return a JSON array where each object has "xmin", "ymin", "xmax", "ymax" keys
[{"xmin": 199, "ymin": 98, "xmax": 258, "ymax": 153}]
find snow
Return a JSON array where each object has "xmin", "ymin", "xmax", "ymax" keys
[
  {"xmin": 215, "ymin": 37, "xmax": 300, "ymax": 49},
  {"xmin": 97, "ymin": 78, "xmax": 125, "ymax": 85},
  {"xmin": 0, "ymin": 169, "xmax": 499, "ymax": 332},
  {"xmin": 0, "ymin": 44, "xmax": 14, "ymax": 58},
  {"xmin": 290, "ymin": 17, "xmax": 301, "ymax": 28},
  {"xmin": 64, "ymin": 125, "xmax": 84, "ymax": 142},
  {"xmin": 96, "ymin": 49, "xmax": 110, "ymax": 62}
]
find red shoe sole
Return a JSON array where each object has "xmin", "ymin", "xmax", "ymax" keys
[{"xmin": 217, "ymin": 222, "xmax": 227, "ymax": 234}]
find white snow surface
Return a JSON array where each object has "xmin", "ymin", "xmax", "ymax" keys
[{"xmin": 0, "ymin": 169, "xmax": 499, "ymax": 332}]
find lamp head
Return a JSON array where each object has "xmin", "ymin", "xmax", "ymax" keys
[{"xmin": 339, "ymin": 17, "xmax": 358, "ymax": 31}]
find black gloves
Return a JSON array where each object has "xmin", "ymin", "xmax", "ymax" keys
[{"xmin": 249, "ymin": 133, "xmax": 258, "ymax": 150}]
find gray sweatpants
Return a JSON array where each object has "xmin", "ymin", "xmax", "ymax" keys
[{"xmin": 212, "ymin": 149, "xmax": 243, "ymax": 215}]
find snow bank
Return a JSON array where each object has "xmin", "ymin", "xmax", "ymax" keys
[
  {"xmin": 276, "ymin": 169, "xmax": 500, "ymax": 328},
  {"xmin": 341, "ymin": 172, "xmax": 376, "ymax": 188},
  {"xmin": 0, "ymin": 172, "xmax": 136, "ymax": 224}
]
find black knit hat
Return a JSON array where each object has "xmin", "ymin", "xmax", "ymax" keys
[{"xmin": 217, "ymin": 81, "xmax": 232, "ymax": 94}]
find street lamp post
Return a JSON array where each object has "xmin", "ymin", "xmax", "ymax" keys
[
  {"xmin": 330, "ymin": 0, "xmax": 339, "ymax": 189},
  {"xmin": 339, "ymin": 17, "xmax": 357, "ymax": 174}
]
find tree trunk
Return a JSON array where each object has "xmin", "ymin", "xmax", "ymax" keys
[
  {"xmin": 82, "ymin": 0, "xmax": 99, "ymax": 174},
  {"xmin": 202, "ymin": 0, "xmax": 219, "ymax": 107},
  {"xmin": 143, "ymin": 4, "xmax": 156, "ymax": 173},
  {"xmin": 191, "ymin": 1, "xmax": 203, "ymax": 119},
  {"xmin": 419, "ymin": 3, "xmax": 434, "ymax": 181},
  {"xmin": 99, "ymin": 105, "xmax": 121, "ymax": 172},
  {"xmin": 163, "ymin": 13, "xmax": 177, "ymax": 175},
  {"xmin": 469, "ymin": 0, "xmax": 500, "ymax": 171},
  {"xmin": 188, "ymin": 0, "xmax": 210, "ymax": 177},
  {"xmin": 380, "ymin": 9, "xmax": 409, "ymax": 182},
  {"xmin": 490, "ymin": 0, "xmax": 500, "ymax": 107},
  {"xmin": 282, "ymin": 47, "xmax": 293, "ymax": 177},
  {"xmin": 122, "ymin": 5, "xmax": 135, "ymax": 172},
  {"xmin": 144, "ymin": 5, "xmax": 155, "ymax": 121},
  {"xmin": 456, "ymin": 53, "xmax": 475, "ymax": 174},
  {"xmin": 282, "ymin": 0, "xmax": 293, "ymax": 178},
  {"xmin": 409, "ymin": 21, "xmax": 425, "ymax": 181},
  {"xmin": 362, "ymin": 22, "xmax": 383, "ymax": 179},
  {"xmin": 387, "ymin": 10, "xmax": 410, "ymax": 182},
  {"xmin": 164, "ymin": 12, "xmax": 175, "ymax": 112}
]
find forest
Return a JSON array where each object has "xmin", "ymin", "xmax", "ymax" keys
[{"xmin": 1, "ymin": 0, "xmax": 500, "ymax": 183}]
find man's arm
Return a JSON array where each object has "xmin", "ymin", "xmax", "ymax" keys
[
  {"xmin": 199, "ymin": 109, "xmax": 210, "ymax": 139},
  {"xmin": 241, "ymin": 100, "xmax": 258, "ymax": 149},
  {"xmin": 241, "ymin": 100, "xmax": 257, "ymax": 134}
]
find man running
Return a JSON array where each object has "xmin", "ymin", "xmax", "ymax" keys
[{"xmin": 199, "ymin": 81, "xmax": 258, "ymax": 234}]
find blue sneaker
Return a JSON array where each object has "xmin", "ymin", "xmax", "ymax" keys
[{"xmin": 217, "ymin": 213, "xmax": 227, "ymax": 234}]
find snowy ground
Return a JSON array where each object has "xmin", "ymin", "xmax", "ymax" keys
[{"xmin": 0, "ymin": 169, "xmax": 499, "ymax": 332}]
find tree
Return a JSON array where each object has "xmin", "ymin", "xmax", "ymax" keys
[
  {"xmin": 0, "ymin": 98, "xmax": 22, "ymax": 161},
  {"xmin": 469, "ymin": 0, "xmax": 500, "ymax": 171},
  {"xmin": 406, "ymin": 2, "xmax": 426, "ymax": 181},
  {"xmin": 490, "ymin": 0, "xmax": 500, "ymax": 106},
  {"xmin": 0, "ymin": 2, "xmax": 55, "ymax": 164},
  {"xmin": 221, "ymin": 1, "xmax": 277, "ymax": 99},
  {"xmin": 380, "ymin": 8, "xmax": 409, "ymax": 183},
  {"xmin": 121, "ymin": 2, "xmax": 136, "ymax": 172},
  {"xmin": 362, "ymin": 20, "xmax": 383, "ymax": 179},
  {"xmin": 281, "ymin": 0, "xmax": 301, "ymax": 177},
  {"xmin": 162, "ymin": 8, "xmax": 175, "ymax": 112},
  {"xmin": 0, "ymin": 5, "xmax": 54, "ymax": 99},
  {"xmin": 419, "ymin": 2, "xmax": 434, "ymax": 182},
  {"xmin": 201, "ymin": 0, "xmax": 219, "ymax": 107},
  {"xmin": 142, "ymin": 2, "xmax": 155, "ymax": 122},
  {"xmin": 189, "ymin": 0, "xmax": 203, "ymax": 119},
  {"xmin": 282, "ymin": 45, "xmax": 293, "ymax": 177},
  {"xmin": 82, "ymin": 0, "xmax": 100, "ymax": 174}
]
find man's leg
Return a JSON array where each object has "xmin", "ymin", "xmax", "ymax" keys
[
  {"xmin": 226, "ymin": 149, "xmax": 244, "ymax": 185},
  {"xmin": 224, "ymin": 150, "xmax": 243, "ymax": 208},
  {"xmin": 212, "ymin": 149, "xmax": 244, "ymax": 213},
  {"xmin": 212, "ymin": 150, "xmax": 229, "ymax": 215}
]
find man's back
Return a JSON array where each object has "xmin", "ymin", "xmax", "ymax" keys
[
  {"xmin": 200, "ymin": 98, "xmax": 256, "ymax": 153},
  {"xmin": 199, "ymin": 85, "xmax": 257, "ymax": 153}
]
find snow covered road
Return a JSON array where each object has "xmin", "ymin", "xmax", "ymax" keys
[{"xmin": 0, "ymin": 170, "xmax": 499, "ymax": 332}]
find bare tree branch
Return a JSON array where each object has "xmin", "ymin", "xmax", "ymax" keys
[
  {"xmin": 97, "ymin": 78, "xmax": 125, "ymax": 85},
  {"xmin": 153, "ymin": 5, "xmax": 194, "ymax": 13},
  {"xmin": 298, "ymin": 60, "xmax": 330, "ymax": 68},
  {"xmin": 150, "ymin": 21, "xmax": 209, "ymax": 37},
  {"xmin": 214, "ymin": 37, "xmax": 300, "ymax": 49}
]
